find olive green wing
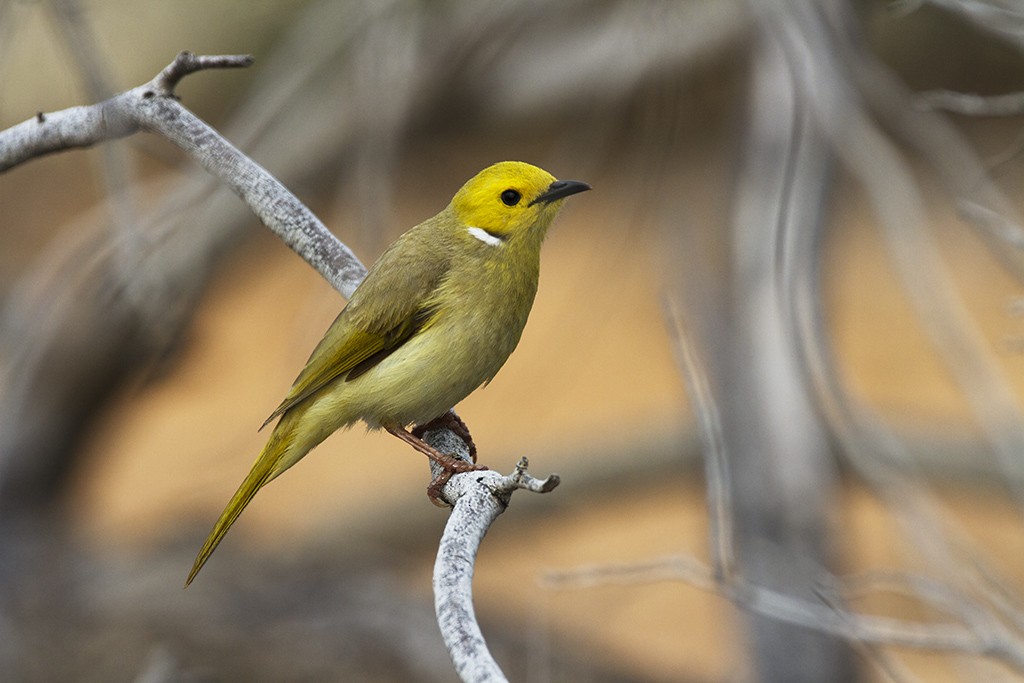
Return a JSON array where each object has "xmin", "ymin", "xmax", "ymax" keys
[{"xmin": 262, "ymin": 227, "xmax": 450, "ymax": 427}]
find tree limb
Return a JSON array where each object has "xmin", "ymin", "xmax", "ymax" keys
[{"xmin": 422, "ymin": 426, "xmax": 559, "ymax": 683}]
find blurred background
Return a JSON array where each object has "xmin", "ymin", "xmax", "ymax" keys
[{"xmin": 4, "ymin": 0, "xmax": 1024, "ymax": 681}]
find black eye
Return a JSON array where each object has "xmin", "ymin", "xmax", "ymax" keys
[{"xmin": 500, "ymin": 189, "xmax": 521, "ymax": 206}]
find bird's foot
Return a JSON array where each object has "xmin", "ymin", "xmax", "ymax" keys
[
  {"xmin": 412, "ymin": 411, "xmax": 478, "ymax": 463},
  {"xmin": 386, "ymin": 424, "xmax": 487, "ymax": 506},
  {"xmin": 426, "ymin": 470, "xmax": 455, "ymax": 507}
]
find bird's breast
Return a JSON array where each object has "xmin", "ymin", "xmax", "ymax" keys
[{"xmin": 352, "ymin": 251, "xmax": 539, "ymax": 428}]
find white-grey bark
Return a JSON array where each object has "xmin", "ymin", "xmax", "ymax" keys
[
  {"xmin": 422, "ymin": 427, "xmax": 559, "ymax": 682},
  {"xmin": 0, "ymin": 52, "xmax": 366, "ymax": 298}
]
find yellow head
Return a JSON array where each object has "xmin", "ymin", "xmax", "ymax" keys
[{"xmin": 449, "ymin": 161, "xmax": 590, "ymax": 242}]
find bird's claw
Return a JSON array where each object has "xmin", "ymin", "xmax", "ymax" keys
[
  {"xmin": 427, "ymin": 461, "xmax": 488, "ymax": 507},
  {"xmin": 413, "ymin": 411, "xmax": 478, "ymax": 463}
]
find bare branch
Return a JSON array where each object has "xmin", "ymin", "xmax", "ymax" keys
[
  {"xmin": 662, "ymin": 296, "xmax": 735, "ymax": 582},
  {"xmin": 46, "ymin": 0, "xmax": 117, "ymax": 99},
  {"xmin": 812, "ymin": 584, "xmax": 925, "ymax": 683},
  {"xmin": 748, "ymin": 5, "xmax": 1024, "ymax": 676},
  {"xmin": 851, "ymin": 36, "xmax": 1024, "ymax": 280},
  {"xmin": 0, "ymin": 51, "xmax": 365, "ymax": 298},
  {"xmin": 921, "ymin": 0, "xmax": 1024, "ymax": 52},
  {"xmin": 0, "ymin": 101, "xmax": 134, "ymax": 168},
  {"xmin": 0, "ymin": 51, "xmax": 251, "ymax": 169},
  {"xmin": 918, "ymin": 90, "xmax": 1024, "ymax": 117},
  {"xmin": 422, "ymin": 426, "xmax": 559, "ymax": 683},
  {"xmin": 544, "ymin": 554, "xmax": 1024, "ymax": 674},
  {"xmin": 151, "ymin": 51, "xmax": 254, "ymax": 95},
  {"xmin": 45, "ymin": 0, "xmax": 146, "ymax": 310}
]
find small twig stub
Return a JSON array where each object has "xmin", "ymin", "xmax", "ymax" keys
[{"xmin": 152, "ymin": 51, "xmax": 255, "ymax": 96}]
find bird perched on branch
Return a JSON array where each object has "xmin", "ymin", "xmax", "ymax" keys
[{"xmin": 187, "ymin": 161, "xmax": 589, "ymax": 585}]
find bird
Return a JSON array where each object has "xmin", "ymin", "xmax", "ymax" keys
[{"xmin": 186, "ymin": 161, "xmax": 589, "ymax": 585}]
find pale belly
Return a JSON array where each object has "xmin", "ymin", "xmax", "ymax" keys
[{"xmin": 332, "ymin": 308, "xmax": 522, "ymax": 429}]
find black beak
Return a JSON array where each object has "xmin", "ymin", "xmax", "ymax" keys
[{"xmin": 529, "ymin": 179, "xmax": 591, "ymax": 206}]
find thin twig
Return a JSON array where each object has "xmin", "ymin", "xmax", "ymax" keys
[
  {"xmin": 918, "ymin": 90, "xmax": 1024, "ymax": 117},
  {"xmin": 813, "ymin": 582, "xmax": 923, "ymax": 683},
  {"xmin": 151, "ymin": 51, "xmax": 254, "ymax": 95},
  {"xmin": 757, "ymin": 1, "xmax": 1024, "ymax": 672},
  {"xmin": 920, "ymin": 0, "xmax": 1024, "ymax": 52},
  {"xmin": 661, "ymin": 296, "xmax": 735, "ymax": 582},
  {"xmin": 543, "ymin": 552, "xmax": 1024, "ymax": 672},
  {"xmin": 45, "ymin": 0, "xmax": 147, "ymax": 318}
]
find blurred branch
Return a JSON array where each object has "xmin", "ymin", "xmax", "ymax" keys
[
  {"xmin": 45, "ymin": 0, "xmax": 148, "ymax": 332},
  {"xmin": 850, "ymin": 60, "xmax": 1024, "ymax": 281},
  {"xmin": 711, "ymin": 3, "xmax": 856, "ymax": 680},
  {"xmin": 777, "ymin": 8, "xmax": 1024, "ymax": 631},
  {"xmin": 45, "ymin": 0, "xmax": 116, "ymax": 99},
  {"xmin": 636, "ymin": 0, "xmax": 1024, "ymax": 679},
  {"xmin": 481, "ymin": 0, "xmax": 748, "ymax": 120},
  {"xmin": 813, "ymin": 587, "xmax": 921, "ymax": 683},
  {"xmin": 826, "ymin": 13, "xmax": 1024, "ymax": 514},
  {"xmin": 758, "ymin": 0, "xmax": 1024, "ymax": 677},
  {"xmin": 662, "ymin": 296, "xmax": 735, "ymax": 582},
  {"xmin": 922, "ymin": 0, "xmax": 1024, "ymax": 51},
  {"xmin": 543, "ymin": 554, "xmax": 1024, "ymax": 675},
  {"xmin": 919, "ymin": 90, "xmax": 1024, "ymax": 116}
]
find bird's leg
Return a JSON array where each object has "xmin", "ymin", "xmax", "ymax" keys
[
  {"xmin": 425, "ymin": 471, "xmax": 455, "ymax": 506},
  {"xmin": 412, "ymin": 410, "xmax": 478, "ymax": 463},
  {"xmin": 385, "ymin": 425, "xmax": 486, "ymax": 506}
]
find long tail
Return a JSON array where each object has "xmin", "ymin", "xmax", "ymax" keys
[{"xmin": 186, "ymin": 412, "xmax": 310, "ymax": 586}]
